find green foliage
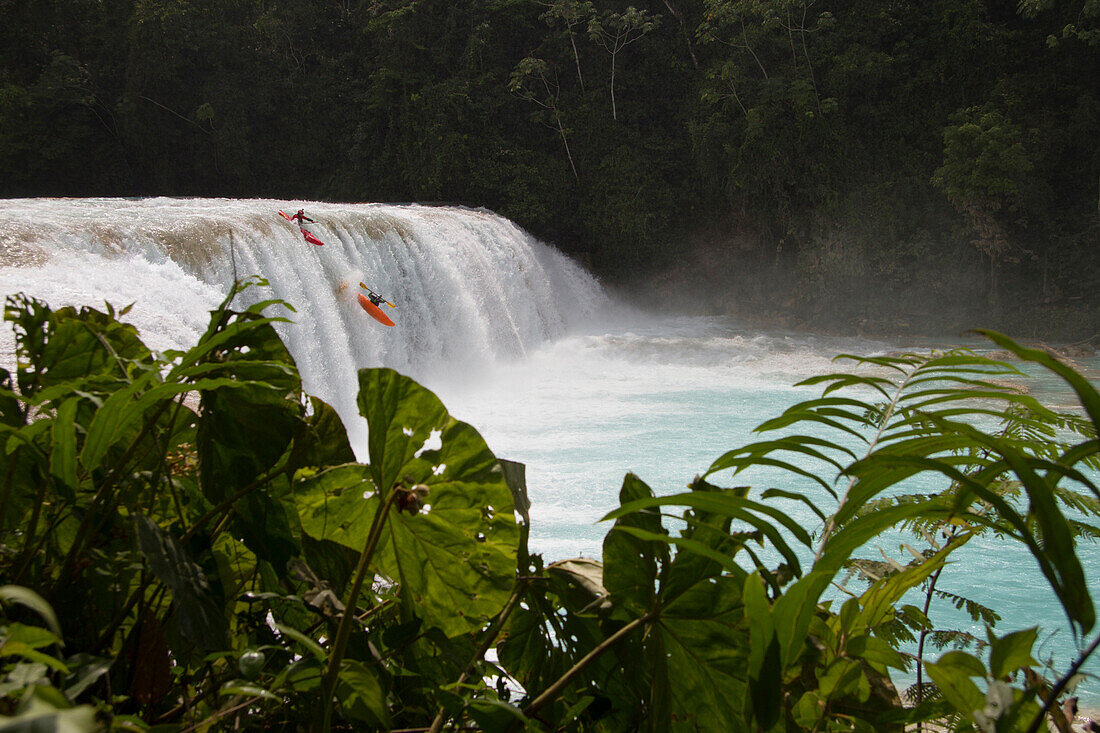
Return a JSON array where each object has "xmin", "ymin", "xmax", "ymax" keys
[
  {"xmin": 934, "ymin": 107, "xmax": 1034, "ymax": 204},
  {"xmin": 0, "ymin": 285, "xmax": 522, "ymax": 730},
  {"xmin": 932, "ymin": 105, "xmax": 1034, "ymax": 281},
  {"xmin": 2, "ymin": 0, "xmax": 1097, "ymax": 325},
  {"xmin": 586, "ymin": 6, "xmax": 659, "ymax": 120},
  {"xmin": 582, "ymin": 342, "xmax": 1100, "ymax": 730},
  {"xmin": 0, "ymin": 287, "xmax": 1098, "ymax": 731}
]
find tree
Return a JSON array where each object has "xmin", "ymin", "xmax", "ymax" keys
[
  {"xmin": 586, "ymin": 6, "xmax": 659, "ymax": 120},
  {"xmin": 1018, "ymin": 0, "xmax": 1100, "ymax": 46},
  {"xmin": 538, "ymin": 0, "xmax": 596, "ymax": 91},
  {"xmin": 509, "ymin": 56, "xmax": 581, "ymax": 181},
  {"xmin": 933, "ymin": 106, "xmax": 1034, "ymax": 310}
]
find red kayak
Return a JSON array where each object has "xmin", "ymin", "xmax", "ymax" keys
[{"xmin": 278, "ymin": 210, "xmax": 325, "ymax": 246}]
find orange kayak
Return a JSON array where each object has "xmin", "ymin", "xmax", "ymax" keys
[{"xmin": 357, "ymin": 293, "xmax": 396, "ymax": 327}]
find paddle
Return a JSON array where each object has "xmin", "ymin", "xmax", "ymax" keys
[{"xmin": 360, "ymin": 282, "xmax": 396, "ymax": 308}]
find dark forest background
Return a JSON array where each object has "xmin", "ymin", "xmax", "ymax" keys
[{"xmin": 1, "ymin": 0, "xmax": 1097, "ymax": 339}]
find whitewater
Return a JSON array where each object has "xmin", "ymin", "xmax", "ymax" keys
[
  {"xmin": 0, "ymin": 197, "xmax": 606, "ymax": 450},
  {"xmin": 1, "ymin": 197, "xmax": 1098, "ymax": 703}
]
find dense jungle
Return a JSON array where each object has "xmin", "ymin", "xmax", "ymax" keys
[
  {"xmin": 1, "ymin": 0, "xmax": 1097, "ymax": 338},
  {"xmin": 4, "ymin": 2, "xmax": 1100, "ymax": 731}
]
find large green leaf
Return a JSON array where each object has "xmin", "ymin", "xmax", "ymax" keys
[
  {"xmin": 38, "ymin": 320, "xmax": 123, "ymax": 386},
  {"xmin": 603, "ymin": 489, "xmax": 811, "ymax": 577},
  {"xmin": 660, "ymin": 477, "xmax": 748, "ymax": 600},
  {"xmin": 357, "ymin": 368, "xmax": 449, "ymax": 492},
  {"xmin": 5, "ymin": 296, "xmax": 153, "ymax": 398},
  {"xmin": 500, "ymin": 458, "xmax": 532, "ymax": 567},
  {"xmin": 0, "ymin": 424, "xmax": 49, "ymax": 534},
  {"xmin": 234, "ymin": 484, "xmax": 301, "ymax": 573},
  {"xmin": 0, "ymin": 586, "xmax": 63, "ymax": 638},
  {"xmin": 497, "ymin": 566, "xmax": 617, "ymax": 716},
  {"xmin": 49, "ymin": 398, "xmax": 79, "ymax": 497},
  {"xmin": 80, "ymin": 374, "xmax": 246, "ymax": 474},
  {"xmin": 190, "ymin": 310, "xmax": 306, "ymax": 569},
  {"xmin": 294, "ymin": 464, "xmax": 380, "ymax": 549},
  {"xmin": 602, "ymin": 473, "xmax": 666, "ymax": 617},
  {"xmin": 300, "ymin": 369, "xmax": 519, "ymax": 638},
  {"xmin": 171, "ymin": 281, "xmax": 294, "ymax": 381},
  {"xmin": 372, "ymin": 437, "xmax": 518, "ymax": 636},
  {"xmin": 197, "ymin": 374, "xmax": 301, "ymax": 507},
  {"xmin": 742, "ymin": 573, "xmax": 780, "ymax": 729},
  {"xmin": 335, "ymin": 659, "xmax": 391, "ymax": 728},
  {"xmin": 596, "ymin": 475, "xmax": 756, "ymax": 731},
  {"xmin": 923, "ymin": 653, "xmax": 985, "ymax": 717},
  {"xmin": 286, "ymin": 397, "xmax": 356, "ymax": 472},
  {"xmin": 497, "ymin": 594, "xmax": 569, "ymax": 697},
  {"xmin": 651, "ymin": 572, "xmax": 750, "ymax": 731},
  {"xmin": 0, "ymin": 687, "xmax": 96, "ymax": 732}
]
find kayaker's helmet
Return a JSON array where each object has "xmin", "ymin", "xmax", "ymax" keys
[{"xmin": 297, "ymin": 209, "xmax": 304, "ymax": 215}]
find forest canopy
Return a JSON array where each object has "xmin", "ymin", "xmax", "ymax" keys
[{"xmin": 1, "ymin": 0, "xmax": 1097, "ymax": 336}]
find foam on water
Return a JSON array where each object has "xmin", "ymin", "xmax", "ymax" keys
[{"xmin": 0, "ymin": 197, "xmax": 606, "ymax": 449}]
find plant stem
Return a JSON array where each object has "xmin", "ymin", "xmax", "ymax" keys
[
  {"xmin": 520, "ymin": 611, "xmax": 655, "ymax": 722},
  {"xmin": 181, "ymin": 466, "xmax": 287, "ymax": 542},
  {"xmin": 319, "ymin": 486, "xmax": 399, "ymax": 732},
  {"xmin": 914, "ymin": 562, "xmax": 945, "ymax": 732},
  {"xmin": 427, "ymin": 582, "xmax": 528, "ymax": 733},
  {"xmin": 1025, "ymin": 633, "xmax": 1100, "ymax": 733}
]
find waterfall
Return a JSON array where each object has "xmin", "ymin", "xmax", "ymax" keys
[{"xmin": 0, "ymin": 197, "xmax": 607, "ymax": 452}]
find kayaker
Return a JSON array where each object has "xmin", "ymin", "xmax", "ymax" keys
[{"xmin": 290, "ymin": 209, "xmax": 314, "ymax": 225}]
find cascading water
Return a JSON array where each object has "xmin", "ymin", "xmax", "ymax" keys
[{"xmin": 0, "ymin": 197, "xmax": 607, "ymax": 451}]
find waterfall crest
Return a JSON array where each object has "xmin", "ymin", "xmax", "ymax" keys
[{"xmin": 0, "ymin": 197, "xmax": 606, "ymax": 451}]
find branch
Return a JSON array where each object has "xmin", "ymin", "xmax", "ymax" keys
[{"xmin": 520, "ymin": 611, "xmax": 656, "ymax": 721}]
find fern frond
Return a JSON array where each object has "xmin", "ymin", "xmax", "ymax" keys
[
  {"xmin": 832, "ymin": 352, "xmax": 929, "ymax": 372},
  {"xmin": 932, "ymin": 589, "xmax": 1003, "ymax": 625},
  {"xmin": 1056, "ymin": 488, "xmax": 1100, "ymax": 518},
  {"xmin": 810, "ymin": 374, "xmax": 899, "ymax": 401},
  {"xmin": 978, "ymin": 330, "xmax": 1100, "ymax": 435},
  {"xmin": 928, "ymin": 628, "xmax": 988, "ymax": 651}
]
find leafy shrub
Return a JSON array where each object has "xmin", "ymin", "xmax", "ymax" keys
[{"xmin": 0, "ymin": 283, "xmax": 1096, "ymax": 731}]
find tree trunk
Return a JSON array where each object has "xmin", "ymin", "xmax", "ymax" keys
[
  {"xmin": 610, "ymin": 54, "xmax": 617, "ymax": 120},
  {"xmin": 662, "ymin": 0, "xmax": 698, "ymax": 68},
  {"xmin": 555, "ymin": 114, "xmax": 580, "ymax": 181},
  {"xmin": 569, "ymin": 33, "xmax": 585, "ymax": 90}
]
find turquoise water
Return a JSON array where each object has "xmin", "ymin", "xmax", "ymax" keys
[
  {"xmin": 433, "ymin": 315, "xmax": 1100, "ymax": 705},
  {"xmin": 433, "ymin": 317, "xmax": 851, "ymax": 558}
]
